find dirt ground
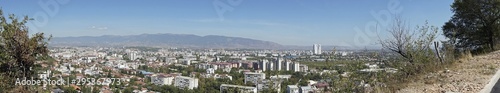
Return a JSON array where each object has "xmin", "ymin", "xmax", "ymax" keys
[{"xmin": 397, "ymin": 51, "xmax": 500, "ymax": 93}]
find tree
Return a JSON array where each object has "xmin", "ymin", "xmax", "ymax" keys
[
  {"xmin": 379, "ymin": 16, "xmax": 442, "ymax": 82},
  {"xmin": 379, "ymin": 17, "xmax": 412, "ymax": 63},
  {"xmin": 379, "ymin": 17, "xmax": 438, "ymax": 65},
  {"xmin": 0, "ymin": 9, "xmax": 51, "ymax": 92},
  {"xmin": 298, "ymin": 79, "xmax": 309, "ymax": 86},
  {"xmin": 443, "ymin": 0, "xmax": 500, "ymax": 52}
]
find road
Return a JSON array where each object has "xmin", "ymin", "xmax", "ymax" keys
[{"xmin": 491, "ymin": 78, "xmax": 500, "ymax": 93}]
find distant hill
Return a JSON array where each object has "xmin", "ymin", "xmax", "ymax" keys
[{"xmin": 50, "ymin": 33, "xmax": 284, "ymax": 49}]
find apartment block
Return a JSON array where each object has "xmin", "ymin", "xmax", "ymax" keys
[
  {"xmin": 174, "ymin": 76, "xmax": 199, "ymax": 89},
  {"xmin": 244, "ymin": 72, "xmax": 265, "ymax": 85}
]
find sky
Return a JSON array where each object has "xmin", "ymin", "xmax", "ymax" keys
[{"xmin": 0, "ymin": 0, "xmax": 454, "ymax": 47}]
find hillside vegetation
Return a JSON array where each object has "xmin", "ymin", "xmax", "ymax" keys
[
  {"xmin": 398, "ymin": 50, "xmax": 500, "ymax": 93},
  {"xmin": 377, "ymin": 0, "xmax": 500, "ymax": 92}
]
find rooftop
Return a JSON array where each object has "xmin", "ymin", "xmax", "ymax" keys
[
  {"xmin": 287, "ymin": 85, "xmax": 298, "ymax": 89},
  {"xmin": 221, "ymin": 84, "xmax": 256, "ymax": 89}
]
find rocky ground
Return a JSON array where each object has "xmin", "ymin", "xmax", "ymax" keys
[{"xmin": 397, "ymin": 51, "xmax": 500, "ymax": 93}]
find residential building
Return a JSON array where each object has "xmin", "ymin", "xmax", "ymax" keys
[
  {"xmin": 206, "ymin": 68, "xmax": 215, "ymax": 74},
  {"xmin": 257, "ymin": 79, "xmax": 281, "ymax": 93},
  {"xmin": 275, "ymin": 58, "xmax": 282, "ymax": 71},
  {"xmin": 313, "ymin": 44, "xmax": 321, "ymax": 55},
  {"xmin": 223, "ymin": 67, "xmax": 231, "ymax": 73},
  {"xmin": 174, "ymin": 76, "xmax": 199, "ymax": 89},
  {"xmin": 214, "ymin": 74, "xmax": 233, "ymax": 80},
  {"xmin": 209, "ymin": 62, "xmax": 232, "ymax": 69},
  {"xmin": 129, "ymin": 52, "xmax": 137, "ymax": 60},
  {"xmin": 287, "ymin": 85, "xmax": 299, "ymax": 93},
  {"xmin": 312, "ymin": 82, "xmax": 330, "ymax": 91},
  {"xmin": 151, "ymin": 74, "xmax": 176, "ymax": 85},
  {"xmin": 270, "ymin": 75, "xmax": 292, "ymax": 80},
  {"xmin": 253, "ymin": 62, "xmax": 260, "ymax": 70},
  {"xmin": 197, "ymin": 63, "xmax": 217, "ymax": 70},
  {"xmin": 284, "ymin": 62, "xmax": 291, "ymax": 71},
  {"xmin": 220, "ymin": 84, "xmax": 257, "ymax": 93},
  {"xmin": 299, "ymin": 86, "xmax": 313, "ymax": 93},
  {"xmin": 299, "ymin": 65, "xmax": 308, "ymax": 72},
  {"xmin": 241, "ymin": 62, "xmax": 253, "ymax": 69},
  {"xmin": 183, "ymin": 59, "xmax": 191, "ymax": 65},
  {"xmin": 267, "ymin": 62, "xmax": 274, "ymax": 71},
  {"xmin": 259, "ymin": 60, "xmax": 268, "ymax": 71},
  {"xmin": 244, "ymin": 72, "xmax": 265, "ymax": 85},
  {"xmin": 291, "ymin": 62, "xmax": 300, "ymax": 72}
]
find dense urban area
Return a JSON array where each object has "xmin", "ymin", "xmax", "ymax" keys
[{"xmin": 36, "ymin": 46, "xmax": 399, "ymax": 93}]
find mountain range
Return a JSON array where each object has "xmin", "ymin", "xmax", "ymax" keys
[
  {"xmin": 50, "ymin": 33, "xmax": 363, "ymax": 50},
  {"xmin": 50, "ymin": 33, "xmax": 284, "ymax": 49}
]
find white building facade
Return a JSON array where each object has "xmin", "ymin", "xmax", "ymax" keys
[
  {"xmin": 313, "ymin": 44, "xmax": 322, "ymax": 55},
  {"xmin": 287, "ymin": 85, "xmax": 299, "ymax": 93},
  {"xmin": 244, "ymin": 72, "xmax": 266, "ymax": 85},
  {"xmin": 152, "ymin": 75, "xmax": 175, "ymax": 86},
  {"xmin": 174, "ymin": 76, "xmax": 199, "ymax": 89},
  {"xmin": 220, "ymin": 84, "xmax": 257, "ymax": 93}
]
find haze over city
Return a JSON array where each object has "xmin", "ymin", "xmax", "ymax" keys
[{"xmin": 0, "ymin": 0, "xmax": 453, "ymax": 46}]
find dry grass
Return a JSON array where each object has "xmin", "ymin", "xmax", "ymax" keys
[
  {"xmin": 395, "ymin": 50, "xmax": 500, "ymax": 93},
  {"xmin": 372, "ymin": 50, "xmax": 494, "ymax": 93}
]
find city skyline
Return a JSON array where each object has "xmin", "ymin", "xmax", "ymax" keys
[{"xmin": 0, "ymin": 0, "xmax": 453, "ymax": 46}]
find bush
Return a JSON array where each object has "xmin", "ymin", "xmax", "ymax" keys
[{"xmin": 377, "ymin": 17, "xmax": 455, "ymax": 92}]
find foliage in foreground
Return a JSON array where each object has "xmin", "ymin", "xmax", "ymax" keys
[
  {"xmin": 377, "ymin": 16, "xmax": 460, "ymax": 92},
  {"xmin": 443, "ymin": 0, "xmax": 500, "ymax": 53},
  {"xmin": 0, "ymin": 9, "xmax": 51, "ymax": 92}
]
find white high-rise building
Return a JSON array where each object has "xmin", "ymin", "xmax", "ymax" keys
[
  {"xmin": 291, "ymin": 62, "xmax": 300, "ymax": 72},
  {"xmin": 259, "ymin": 60, "xmax": 268, "ymax": 71},
  {"xmin": 275, "ymin": 58, "xmax": 282, "ymax": 71},
  {"xmin": 267, "ymin": 62, "xmax": 274, "ymax": 71},
  {"xmin": 285, "ymin": 62, "xmax": 291, "ymax": 71},
  {"xmin": 129, "ymin": 52, "xmax": 137, "ymax": 60},
  {"xmin": 313, "ymin": 44, "xmax": 322, "ymax": 55}
]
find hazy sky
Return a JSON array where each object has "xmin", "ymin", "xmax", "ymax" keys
[{"xmin": 0, "ymin": 0, "xmax": 453, "ymax": 47}]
